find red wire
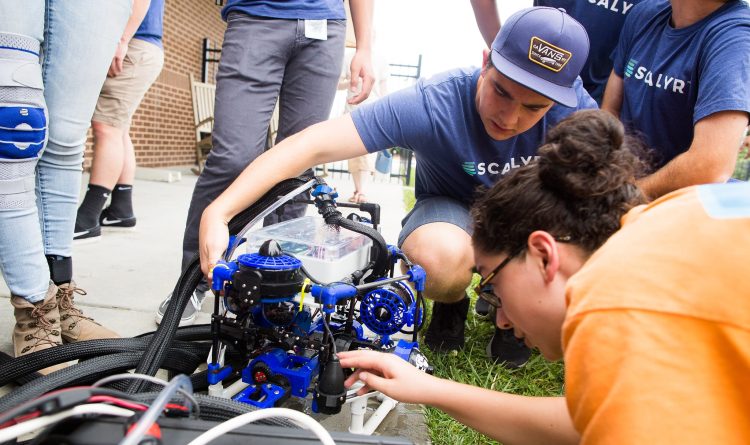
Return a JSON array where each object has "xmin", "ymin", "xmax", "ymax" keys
[
  {"xmin": 0, "ymin": 411, "xmax": 41, "ymax": 429},
  {"xmin": 0, "ymin": 386, "xmax": 95, "ymax": 429},
  {"xmin": 164, "ymin": 403, "xmax": 189, "ymax": 412},
  {"xmin": 88, "ymin": 396, "xmax": 148, "ymax": 411},
  {"xmin": 0, "ymin": 393, "xmax": 190, "ymax": 430}
]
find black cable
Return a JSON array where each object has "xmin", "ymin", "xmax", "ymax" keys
[
  {"xmin": 330, "ymin": 215, "xmax": 390, "ymax": 280},
  {"xmin": 0, "ymin": 339, "xmax": 209, "ymax": 387},
  {"xmin": 320, "ymin": 314, "xmax": 338, "ymax": 355},
  {"xmin": 299, "ymin": 263, "xmax": 324, "ymax": 285},
  {"xmin": 0, "ymin": 387, "xmax": 134, "ymax": 427},
  {"xmin": 0, "ymin": 347, "xmax": 207, "ymax": 413},
  {"xmin": 132, "ymin": 324, "xmax": 213, "ymax": 341},
  {"xmin": 413, "ymin": 290, "xmax": 426, "ymax": 343},
  {"xmin": 0, "ymin": 351, "xmax": 40, "ymax": 385}
]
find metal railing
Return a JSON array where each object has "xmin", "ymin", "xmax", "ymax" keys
[{"xmin": 313, "ymin": 148, "xmax": 414, "ymax": 186}]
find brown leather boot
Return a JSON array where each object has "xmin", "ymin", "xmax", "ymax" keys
[
  {"xmin": 57, "ymin": 281, "xmax": 119, "ymax": 342},
  {"xmin": 12, "ymin": 284, "xmax": 66, "ymax": 374}
]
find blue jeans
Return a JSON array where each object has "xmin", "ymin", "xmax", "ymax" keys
[{"xmin": 0, "ymin": 0, "xmax": 130, "ymax": 302}]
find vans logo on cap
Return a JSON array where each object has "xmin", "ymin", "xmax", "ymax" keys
[{"xmin": 528, "ymin": 37, "xmax": 571, "ymax": 73}]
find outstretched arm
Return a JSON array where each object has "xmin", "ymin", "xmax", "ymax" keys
[
  {"xmin": 199, "ymin": 115, "xmax": 368, "ymax": 277},
  {"xmin": 636, "ymin": 111, "xmax": 747, "ymax": 199},
  {"xmin": 470, "ymin": 0, "xmax": 501, "ymax": 48},
  {"xmin": 339, "ymin": 350, "xmax": 579, "ymax": 445},
  {"xmin": 347, "ymin": 0, "xmax": 374, "ymax": 104}
]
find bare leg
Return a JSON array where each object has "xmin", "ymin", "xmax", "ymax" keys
[
  {"xmin": 117, "ymin": 125, "xmax": 136, "ymax": 185},
  {"xmin": 400, "ymin": 222, "xmax": 474, "ymax": 304},
  {"xmin": 401, "ymin": 222, "xmax": 474, "ymax": 351},
  {"xmin": 89, "ymin": 121, "xmax": 125, "ymax": 189}
]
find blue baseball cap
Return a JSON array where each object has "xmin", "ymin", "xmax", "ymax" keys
[{"xmin": 490, "ymin": 7, "xmax": 589, "ymax": 107}]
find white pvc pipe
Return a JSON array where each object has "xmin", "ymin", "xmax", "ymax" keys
[{"xmin": 362, "ymin": 396, "xmax": 398, "ymax": 435}]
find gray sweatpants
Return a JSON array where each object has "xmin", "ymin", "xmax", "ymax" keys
[{"xmin": 181, "ymin": 13, "xmax": 345, "ymax": 271}]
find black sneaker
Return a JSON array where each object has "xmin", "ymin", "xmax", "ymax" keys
[
  {"xmin": 99, "ymin": 207, "xmax": 136, "ymax": 229},
  {"xmin": 487, "ymin": 326, "xmax": 532, "ymax": 369},
  {"xmin": 424, "ymin": 297, "xmax": 469, "ymax": 353},
  {"xmin": 155, "ymin": 289, "xmax": 206, "ymax": 327},
  {"xmin": 73, "ymin": 221, "xmax": 101, "ymax": 243}
]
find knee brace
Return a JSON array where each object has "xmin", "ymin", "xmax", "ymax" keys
[{"xmin": 0, "ymin": 32, "xmax": 46, "ymax": 209}]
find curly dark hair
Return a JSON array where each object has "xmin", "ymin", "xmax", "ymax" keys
[{"xmin": 471, "ymin": 109, "xmax": 647, "ymax": 256}]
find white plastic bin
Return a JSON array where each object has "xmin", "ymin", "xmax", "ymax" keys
[{"xmin": 246, "ymin": 216, "xmax": 372, "ymax": 283}]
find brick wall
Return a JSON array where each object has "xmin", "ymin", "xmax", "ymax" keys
[{"xmin": 84, "ymin": 0, "xmax": 225, "ymax": 169}]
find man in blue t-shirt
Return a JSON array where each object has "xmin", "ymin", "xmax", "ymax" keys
[
  {"xmin": 603, "ymin": 0, "xmax": 750, "ymax": 199},
  {"xmin": 471, "ymin": 0, "xmax": 644, "ymax": 104},
  {"xmin": 197, "ymin": 7, "xmax": 596, "ymax": 366}
]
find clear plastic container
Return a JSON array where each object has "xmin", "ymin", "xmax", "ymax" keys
[{"xmin": 246, "ymin": 216, "xmax": 372, "ymax": 283}]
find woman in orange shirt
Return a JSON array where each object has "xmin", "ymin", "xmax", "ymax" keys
[{"xmin": 339, "ymin": 109, "xmax": 750, "ymax": 444}]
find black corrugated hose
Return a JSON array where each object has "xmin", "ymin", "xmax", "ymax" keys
[
  {"xmin": 332, "ymin": 214, "xmax": 390, "ymax": 280},
  {"xmin": 0, "ymin": 348, "xmax": 203, "ymax": 413},
  {"xmin": 0, "ymin": 338, "xmax": 209, "ymax": 387}
]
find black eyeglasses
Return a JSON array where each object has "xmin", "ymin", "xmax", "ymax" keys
[
  {"xmin": 473, "ymin": 246, "xmax": 523, "ymax": 308},
  {"xmin": 473, "ymin": 236, "xmax": 572, "ymax": 308}
]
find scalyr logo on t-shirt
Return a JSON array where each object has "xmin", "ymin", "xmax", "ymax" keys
[
  {"xmin": 587, "ymin": 0, "xmax": 637, "ymax": 15},
  {"xmin": 462, "ymin": 157, "xmax": 538, "ymax": 176},
  {"xmin": 624, "ymin": 58, "xmax": 687, "ymax": 94},
  {"xmin": 528, "ymin": 37, "xmax": 571, "ymax": 73}
]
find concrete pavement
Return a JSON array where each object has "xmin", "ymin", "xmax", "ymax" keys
[{"xmin": 0, "ymin": 166, "xmax": 429, "ymax": 443}]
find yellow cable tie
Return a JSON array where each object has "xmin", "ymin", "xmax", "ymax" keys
[{"xmin": 299, "ymin": 278, "xmax": 311, "ymax": 312}]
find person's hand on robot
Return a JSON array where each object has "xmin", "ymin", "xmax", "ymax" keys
[
  {"xmin": 199, "ymin": 206, "xmax": 230, "ymax": 285},
  {"xmin": 338, "ymin": 349, "xmax": 436, "ymax": 404}
]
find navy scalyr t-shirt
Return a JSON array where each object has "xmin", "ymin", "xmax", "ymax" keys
[
  {"xmin": 612, "ymin": 0, "xmax": 750, "ymax": 168},
  {"xmin": 351, "ymin": 67, "xmax": 597, "ymax": 204}
]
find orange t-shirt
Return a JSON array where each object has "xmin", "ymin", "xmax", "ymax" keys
[{"xmin": 563, "ymin": 184, "xmax": 750, "ymax": 444}]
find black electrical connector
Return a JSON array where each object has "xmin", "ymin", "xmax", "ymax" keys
[
  {"xmin": 37, "ymin": 389, "xmax": 92, "ymax": 418},
  {"xmin": 314, "ymin": 354, "xmax": 346, "ymax": 415}
]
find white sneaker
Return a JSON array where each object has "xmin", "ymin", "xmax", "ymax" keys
[{"xmin": 154, "ymin": 289, "xmax": 206, "ymax": 326}]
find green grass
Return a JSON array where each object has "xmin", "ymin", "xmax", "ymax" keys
[
  {"xmin": 403, "ymin": 162, "xmax": 416, "ymax": 211},
  {"xmin": 733, "ymin": 148, "xmax": 750, "ymax": 181},
  {"xmin": 419, "ymin": 285, "xmax": 565, "ymax": 445}
]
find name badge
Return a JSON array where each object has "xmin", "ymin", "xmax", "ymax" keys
[{"xmin": 304, "ymin": 19, "xmax": 327, "ymax": 40}]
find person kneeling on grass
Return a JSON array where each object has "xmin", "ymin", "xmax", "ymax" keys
[{"xmin": 339, "ymin": 110, "xmax": 750, "ymax": 444}]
